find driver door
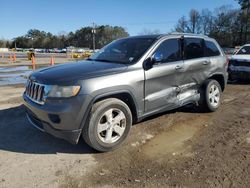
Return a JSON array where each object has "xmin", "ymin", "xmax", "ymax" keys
[{"xmin": 144, "ymin": 38, "xmax": 184, "ymax": 113}]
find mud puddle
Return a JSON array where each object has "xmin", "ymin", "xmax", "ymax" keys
[
  {"xmin": 0, "ymin": 65, "xmax": 46, "ymax": 86},
  {"xmin": 142, "ymin": 115, "xmax": 210, "ymax": 161},
  {"xmin": 240, "ymin": 107, "xmax": 250, "ymax": 116}
]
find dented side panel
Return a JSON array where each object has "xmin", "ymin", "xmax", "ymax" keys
[
  {"xmin": 181, "ymin": 57, "xmax": 211, "ymax": 86},
  {"xmin": 144, "ymin": 61, "xmax": 184, "ymax": 112},
  {"xmin": 144, "ymin": 55, "xmax": 226, "ymax": 115}
]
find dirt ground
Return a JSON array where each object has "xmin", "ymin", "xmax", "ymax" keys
[{"xmin": 0, "ymin": 83, "xmax": 249, "ymax": 188}]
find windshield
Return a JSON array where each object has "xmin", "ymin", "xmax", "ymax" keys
[
  {"xmin": 89, "ymin": 38, "xmax": 156, "ymax": 64},
  {"xmin": 236, "ymin": 46, "xmax": 250, "ymax": 55}
]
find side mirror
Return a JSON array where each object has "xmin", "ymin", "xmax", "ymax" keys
[
  {"xmin": 143, "ymin": 52, "xmax": 163, "ymax": 70},
  {"xmin": 152, "ymin": 52, "xmax": 163, "ymax": 63}
]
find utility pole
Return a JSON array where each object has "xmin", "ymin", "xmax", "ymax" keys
[
  {"xmin": 91, "ymin": 22, "xmax": 96, "ymax": 51},
  {"xmin": 31, "ymin": 37, "xmax": 34, "ymax": 49},
  {"xmin": 28, "ymin": 37, "xmax": 34, "ymax": 49}
]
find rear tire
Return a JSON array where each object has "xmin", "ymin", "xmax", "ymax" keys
[
  {"xmin": 82, "ymin": 98, "xmax": 132, "ymax": 152},
  {"xmin": 199, "ymin": 79, "xmax": 222, "ymax": 112}
]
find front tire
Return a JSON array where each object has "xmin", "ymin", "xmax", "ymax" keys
[{"xmin": 82, "ymin": 98, "xmax": 132, "ymax": 152}]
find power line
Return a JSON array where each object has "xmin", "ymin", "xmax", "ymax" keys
[
  {"xmin": 120, "ymin": 21, "xmax": 177, "ymax": 26},
  {"xmin": 94, "ymin": 21, "xmax": 177, "ymax": 27}
]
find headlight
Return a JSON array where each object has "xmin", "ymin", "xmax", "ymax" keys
[{"xmin": 48, "ymin": 85, "xmax": 81, "ymax": 98}]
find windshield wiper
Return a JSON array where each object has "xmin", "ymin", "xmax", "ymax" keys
[
  {"xmin": 86, "ymin": 58, "xmax": 111, "ymax": 62},
  {"xmin": 91, "ymin": 58, "xmax": 121, "ymax": 63},
  {"xmin": 95, "ymin": 59, "xmax": 114, "ymax": 62},
  {"xmin": 87, "ymin": 58, "xmax": 128, "ymax": 64}
]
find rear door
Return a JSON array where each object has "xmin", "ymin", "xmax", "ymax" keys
[
  {"xmin": 204, "ymin": 39, "xmax": 224, "ymax": 73},
  {"xmin": 177, "ymin": 37, "xmax": 211, "ymax": 95},
  {"xmin": 144, "ymin": 38, "xmax": 184, "ymax": 113}
]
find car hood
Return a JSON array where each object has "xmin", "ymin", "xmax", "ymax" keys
[
  {"xmin": 29, "ymin": 60, "xmax": 128, "ymax": 85},
  {"xmin": 230, "ymin": 54, "xmax": 250, "ymax": 61}
]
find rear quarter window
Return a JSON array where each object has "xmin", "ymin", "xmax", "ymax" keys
[{"xmin": 205, "ymin": 40, "xmax": 221, "ymax": 57}]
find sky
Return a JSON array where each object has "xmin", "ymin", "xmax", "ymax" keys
[{"xmin": 0, "ymin": 0, "xmax": 240, "ymax": 40}]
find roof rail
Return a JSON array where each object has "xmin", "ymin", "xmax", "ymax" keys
[{"xmin": 169, "ymin": 32, "xmax": 208, "ymax": 37}]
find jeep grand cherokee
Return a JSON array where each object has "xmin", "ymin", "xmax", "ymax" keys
[{"xmin": 23, "ymin": 33, "xmax": 228, "ymax": 152}]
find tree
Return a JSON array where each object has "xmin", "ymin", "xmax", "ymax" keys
[
  {"xmin": 68, "ymin": 25, "xmax": 129, "ymax": 49},
  {"xmin": 175, "ymin": 16, "xmax": 188, "ymax": 33},
  {"xmin": 6, "ymin": 41, "xmax": 10, "ymax": 48},
  {"xmin": 13, "ymin": 36, "xmax": 30, "ymax": 48},
  {"xmin": 174, "ymin": 4, "xmax": 247, "ymax": 47},
  {"xmin": 188, "ymin": 9, "xmax": 201, "ymax": 33},
  {"xmin": 95, "ymin": 25, "xmax": 129, "ymax": 49},
  {"xmin": 10, "ymin": 25, "xmax": 129, "ymax": 49},
  {"xmin": 0, "ymin": 40, "xmax": 6, "ymax": 48},
  {"xmin": 200, "ymin": 9, "xmax": 214, "ymax": 35},
  {"xmin": 138, "ymin": 28, "xmax": 160, "ymax": 35},
  {"xmin": 237, "ymin": 0, "xmax": 250, "ymax": 43},
  {"xmin": 174, "ymin": 9, "xmax": 201, "ymax": 34},
  {"xmin": 210, "ymin": 5, "xmax": 240, "ymax": 46}
]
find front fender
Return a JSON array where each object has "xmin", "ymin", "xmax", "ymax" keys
[{"xmin": 79, "ymin": 87, "xmax": 142, "ymax": 130}]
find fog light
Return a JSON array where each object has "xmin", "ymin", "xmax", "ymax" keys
[{"xmin": 48, "ymin": 114, "xmax": 61, "ymax": 124}]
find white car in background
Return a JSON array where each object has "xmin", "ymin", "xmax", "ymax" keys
[{"xmin": 228, "ymin": 44, "xmax": 250, "ymax": 81}]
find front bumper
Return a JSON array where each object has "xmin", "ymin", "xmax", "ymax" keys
[
  {"xmin": 23, "ymin": 93, "xmax": 93, "ymax": 144},
  {"xmin": 228, "ymin": 66, "xmax": 250, "ymax": 81},
  {"xmin": 26, "ymin": 111, "xmax": 81, "ymax": 144},
  {"xmin": 228, "ymin": 60, "xmax": 250, "ymax": 80}
]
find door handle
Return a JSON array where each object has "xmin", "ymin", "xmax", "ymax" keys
[
  {"xmin": 175, "ymin": 65, "xmax": 183, "ymax": 70},
  {"xmin": 203, "ymin": 60, "xmax": 211, "ymax": 65}
]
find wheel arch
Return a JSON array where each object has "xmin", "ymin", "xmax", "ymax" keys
[
  {"xmin": 93, "ymin": 91, "xmax": 139, "ymax": 124},
  {"xmin": 208, "ymin": 74, "xmax": 226, "ymax": 91},
  {"xmin": 80, "ymin": 90, "xmax": 139, "ymax": 130}
]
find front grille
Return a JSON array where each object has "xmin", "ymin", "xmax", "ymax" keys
[
  {"xmin": 229, "ymin": 59, "xmax": 250, "ymax": 67},
  {"xmin": 26, "ymin": 80, "xmax": 45, "ymax": 105}
]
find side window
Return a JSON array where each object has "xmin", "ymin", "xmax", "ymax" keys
[
  {"xmin": 154, "ymin": 39, "xmax": 181, "ymax": 63},
  {"xmin": 205, "ymin": 40, "xmax": 221, "ymax": 57},
  {"xmin": 184, "ymin": 38, "xmax": 204, "ymax": 60}
]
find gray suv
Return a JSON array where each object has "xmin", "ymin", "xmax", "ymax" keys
[{"xmin": 23, "ymin": 33, "xmax": 228, "ymax": 152}]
